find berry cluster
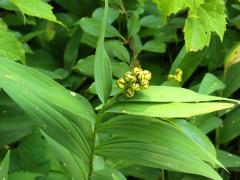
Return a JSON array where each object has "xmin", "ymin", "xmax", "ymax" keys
[
  {"xmin": 117, "ymin": 67, "xmax": 152, "ymax": 97},
  {"xmin": 168, "ymin": 68, "xmax": 183, "ymax": 83}
]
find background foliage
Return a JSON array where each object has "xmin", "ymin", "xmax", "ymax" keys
[{"xmin": 0, "ymin": 0, "xmax": 240, "ymax": 179}]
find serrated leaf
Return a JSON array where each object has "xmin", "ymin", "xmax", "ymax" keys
[
  {"xmin": 10, "ymin": 0, "xmax": 64, "ymax": 26},
  {"xmin": 184, "ymin": 1, "xmax": 226, "ymax": 51},
  {"xmin": 94, "ymin": 0, "xmax": 112, "ymax": 103},
  {"xmin": 0, "ymin": 28, "xmax": 25, "ymax": 63}
]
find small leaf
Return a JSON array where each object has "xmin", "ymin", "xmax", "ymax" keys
[
  {"xmin": 127, "ymin": 13, "xmax": 141, "ymax": 37},
  {"xmin": 92, "ymin": 7, "xmax": 120, "ymax": 24},
  {"xmin": 143, "ymin": 40, "xmax": 166, "ymax": 53},
  {"xmin": 105, "ymin": 40, "xmax": 130, "ymax": 63},
  {"xmin": 94, "ymin": 0, "xmax": 112, "ymax": 103},
  {"xmin": 77, "ymin": 17, "xmax": 121, "ymax": 38}
]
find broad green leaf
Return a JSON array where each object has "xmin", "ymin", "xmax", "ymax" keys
[
  {"xmin": 77, "ymin": 17, "xmax": 121, "ymax": 38},
  {"xmin": 224, "ymin": 42, "xmax": 240, "ymax": 71},
  {"xmin": 92, "ymin": 7, "xmax": 120, "ymax": 24},
  {"xmin": 217, "ymin": 150, "xmax": 240, "ymax": 168},
  {"xmin": 42, "ymin": 131, "xmax": 88, "ymax": 180},
  {"xmin": 10, "ymin": 0, "xmax": 64, "ymax": 26},
  {"xmin": 0, "ymin": 151, "xmax": 10, "ymax": 180},
  {"xmin": 94, "ymin": 0, "xmax": 112, "ymax": 103},
  {"xmin": 198, "ymin": 73, "xmax": 225, "ymax": 95},
  {"xmin": 184, "ymin": 1, "xmax": 226, "ymax": 51},
  {"xmin": 170, "ymin": 46, "xmax": 205, "ymax": 83},
  {"xmin": 119, "ymin": 86, "xmax": 236, "ymax": 103},
  {"xmin": 98, "ymin": 116, "xmax": 221, "ymax": 167},
  {"xmin": 0, "ymin": 28, "xmax": 25, "ymax": 63},
  {"xmin": 107, "ymin": 102, "xmax": 234, "ymax": 118},
  {"xmin": 223, "ymin": 62, "xmax": 240, "ymax": 97},
  {"xmin": 105, "ymin": 40, "xmax": 130, "ymax": 63},
  {"xmin": 219, "ymin": 106, "xmax": 240, "ymax": 143},
  {"xmin": 93, "ymin": 168, "xmax": 127, "ymax": 180},
  {"xmin": 64, "ymin": 28, "xmax": 81, "ymax": 69},
  {"xmin": 9, "ymin": 172, "xmax": 41, "ymax": 180},
  {"xmin": 0, "ymin": 58, "xmax": 95, "ymax": 163},
  {"xmin": 112, "ymin": 62, "xmax": 131, "ymax": 78},
  {"xmin": 143, "ymin": 40, "xmax": 166, "ymax": 53},
  {"xmin": 0, "ymin": 94, "xmax": 35, "ymax": 147},
  {"xmin": 96, "ymin": 139, "xmax": 222, "ymax": 180},
  {"xmin": 190, "ymin": 115, "xmax": 222, "ymax": 134},
  {"xmin": 0, "ymin": 0, "xmax": 18, "ymax": 11}
]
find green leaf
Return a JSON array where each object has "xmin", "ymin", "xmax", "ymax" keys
[
  {"xmin": 105, "ymin": 40, "xmax": 130, "ymax": 63},
  {"xmin": 219, "ymin": 106, "xmax": 240, "ymax": 143},
  {"xmin": 198, "ymin": 73, "xmax": 225, "ymax": 95},
  {"xmin": 94, "ymin": 0, "xmax": 112, "ymax": 104},
  {"xmin": 73, "ymin": 55, "xmax": 95, "ymax": 77},
  {"xmin": 98, "ymin": 116, "xmax": 222, "ymax": 167},
  {"xmin": 64, "ymin": 28, "xmax": 81, "ymax": 69},
  {"xmin": 107, "ymin": 102, "xmax": 234, "ymax": 118},
  {"xmin": 143, "ymin": 40, "xmax": 166, "ymax": 53},
  {"xmin": 92, "ymin": 7, "xmax": 120, "ymax": 24},
  {"xmin": 9, "ymin": 171, "xmax": 41, "ymax": 180},
  {"xmin": 224, "ymin": 42, "xmax": 240, "ymax": 71},
  {"xmin": 42, "ymin": 131, "xmax": 88, "ymax": 180},
  {"xmin": 223, "ymin": 62, "xmax": 240, "ymax": 97},
  {"xmin": 190, "ymin": 115, "xmax": 222, "ymax": 134},
  {"xmin": 170, "ymin": 46, "xmax": 205, "ymax": 83},
  {"xmin": 96, "ymin": 139, "xmax": 222, "ymax": 180},
  {"xmin": 10, "ymin": 0, "xmax": 64, "ymax": 26},
  {"xmin": 119, "ymin": 86, "xmax": 236, "ymax": 103},
  {"xmin": 0, "ymin": 94, "xmax": 35, "ymax": 147},
  {"xmin": 0, "ymin": 151, "xmax": 10, "ymax": 180},
  {"xmin": 217, "ymin": 150, "xmax": 240, "ymax": 168},
  {"xmin": 0, "ymin": 28, "xmax": 25, "ymax": 63},
  {"xmin": 183, "ymin": 1, "xmax": 226, "ymax": 51},
  {"xmin": 0, "ymin": 58, "xmax": 95, "ymax": 164},
  {"xmin": 127, "ymin": 13, "xmax": 141, "ymax": 37},
  {"xmin": 77, "ymin": 17, "xmax": 121, "ymax": 38}
]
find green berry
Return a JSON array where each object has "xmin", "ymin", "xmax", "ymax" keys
[
  {"xmin": 117, "ymin": 78, "xmax": 126, "ymax": 89},
  {"xmin": 132, "ymin": 67, "xmax": 143, "ymax": 76},
  {"xmin": 143, "ymin": 70, "xmax": 151, "ymax": 80},
  {"xmin": 125, "ymin": 88, "xmax": 135, "ymax": 97},
  {"xmin": 125, "ymin": 71, "xmax": 136, "ymax": 82},
  {"xmin": 140, "ymin": 79, "xmax": 149, "ymax": 89},
  {"xmin": 132, "ymin": 82, "xmax": 140, "ymax": 91}
]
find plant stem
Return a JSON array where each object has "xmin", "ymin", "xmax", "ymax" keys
[
  {"xmin": 87, "ymin": 92, "xmax": 123, "ymax": 179},
  {"xmin": 161, "ymin": 169, "xmax": 166, "ymax": 180}
]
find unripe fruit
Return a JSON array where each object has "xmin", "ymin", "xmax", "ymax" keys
[
  {"xmin": 117, "ymin": 78, "xmax": 126, "ymax": 89},
  {"xmin": 136, "ymin": 71, "xmax": 144, "ymax": 80},
  {"xmin": 132, "ymin": 82, "xmax": 140, "ymax": 91},
  {"xmin": 124, "ymin": 71, "xmax": 136, "ymax": 82},
  {"xmin": 143, "ymin": 70, "xmax": 151, "ymax": 80},
  {"xmin": 126, "ymin": 88, "xmax": 135, "ymax": 98},
  {"xmin": 132, "ymin": 67, "xmax": 143, "ymax": 76},
  {"xmin": 140, "ymin": 79, "xmax": 149, "ymax": 89}
]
